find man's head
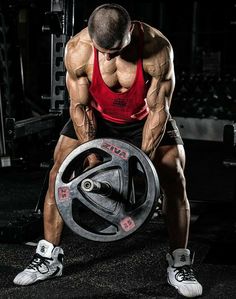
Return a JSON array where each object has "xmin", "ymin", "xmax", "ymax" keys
[{"xmin": 88, "ymin": 3, "xmax": 131, "ymax": 53}]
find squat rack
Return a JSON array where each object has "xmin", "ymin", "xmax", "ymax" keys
[{"xmin": 0, "ymin": 0, "xmax": 76, "ymax": 168}]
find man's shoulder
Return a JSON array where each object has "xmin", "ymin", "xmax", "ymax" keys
[
  {"xmin": 66, "ymin": 27, "xmax": 92, "ymax": 55},
  {"xmin": 141, "ymin": 22, "xmax": 171, "ymax": 51},
  {"xmin": 64, "ymin": 27, "xmax": 93, "ymax": 74},
  {"xmin": 139, "ymin": 22, "xmax": 173, "ymax": 77}
]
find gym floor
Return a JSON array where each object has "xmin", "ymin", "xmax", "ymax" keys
[{"xmin": 0, "ymin": 140, "xmax": 236, "ymax": 299}]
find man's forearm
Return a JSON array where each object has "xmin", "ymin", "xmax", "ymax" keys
[
  {"xmin": 141, "ymin": 110, "xmax": 169, "ymax": 160},
  {"xmin": 141, "ymin": 125, "xmax": 165, "ymax": 159},
  {"xmin": 70, "ymin": 105, "xmax": 97, "ymax": 143}
]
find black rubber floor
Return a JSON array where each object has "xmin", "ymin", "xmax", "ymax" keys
[
  {"xmin": 0, "ymin": 140, "xmax": 236, "ymax": 298},
  {"xmin": 1, "ymin": 209, "xmax": 236, "ymax": 299}
]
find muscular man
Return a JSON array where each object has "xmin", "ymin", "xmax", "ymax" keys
[{"xmin": 14, "ymin": 4, "xmax": 202, "ymax": 298}]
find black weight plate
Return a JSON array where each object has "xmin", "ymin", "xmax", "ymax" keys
[{"xmin": 55, "ymin": 138, "xmax": 160, "ymax": 242}]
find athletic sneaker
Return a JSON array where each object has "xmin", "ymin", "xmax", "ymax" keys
[
  {"xmin": 166, "ymin": 248, "xmax": 203, "ymax": 298},
  {"xmin": 13, "ymin": 239, "xmax": 64, "ymax": 286}
]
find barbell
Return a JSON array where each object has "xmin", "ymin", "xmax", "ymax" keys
[{"xmin": 55, "ymin": 138, "xmax": 160, "ymax": 242}]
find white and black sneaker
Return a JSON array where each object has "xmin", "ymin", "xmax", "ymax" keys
[
  {"xmin": 166, "ymin": 248, "xmax": 203, "ymax": 298},
  {"xmin": 13, "ymin": 239, "xmax": 64, "ymax": 286}
]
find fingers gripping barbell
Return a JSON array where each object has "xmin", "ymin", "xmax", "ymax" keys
[{"xmin": 55, "ymin": 138, "xmax": 160, "ymax": 242}]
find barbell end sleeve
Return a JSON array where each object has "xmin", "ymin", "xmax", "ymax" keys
[{"xmin": 80, "ymin": 178, "xmax": 112, "ymax": 196}]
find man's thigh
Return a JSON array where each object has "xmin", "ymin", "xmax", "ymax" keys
[{"xmin": 153, "ymin": 144, "xmax": 186, "ymax": 188}]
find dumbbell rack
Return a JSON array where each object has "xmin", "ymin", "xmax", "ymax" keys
[{"xmin": 175, "ymin": 117, "xmax": 234, "ymax": 142}]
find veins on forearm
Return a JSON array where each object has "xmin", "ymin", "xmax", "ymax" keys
[
  {"xmin": 84, "ymin": 112, "xmax": 96, "ymax": 139},
  {"xmin": 72, "ymin": 104, "xmax": 96, "ymax": 141}
]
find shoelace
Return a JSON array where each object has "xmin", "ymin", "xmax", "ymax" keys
[
  {"xmin": 174, "ymin": 265, "xmax": 196, "ymax": 282},
  {"xmin": 27, "ymin": 253, "xmax": 52, "ymax": 274}
]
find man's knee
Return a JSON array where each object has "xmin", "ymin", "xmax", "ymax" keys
[
  {"xmin": 49, "ymin": 165, "xmax": 57, "ymax": 185},
  {"xmin": 46, "ymin": 162, "xmax": 61, "ymax": 201},
  {"xmin": 162, "ymin": 168, "xmax": 186, "ymax": 196},
  {"xmin": 154, "ymin": 147, "xmax": 187, "ymax": 201},
  {"xmin": 157, "ymin": 157, "xmax": 186, "ymax": 189}
]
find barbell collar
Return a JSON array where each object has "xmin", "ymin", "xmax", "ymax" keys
[{"xmin": 80, "ymin": 178, "xmax": 112, "ymax": 196}]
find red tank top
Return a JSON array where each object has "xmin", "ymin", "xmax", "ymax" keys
[{"xmin": 89, "ymin": 23, "xmax": 149, "ymax": 124}]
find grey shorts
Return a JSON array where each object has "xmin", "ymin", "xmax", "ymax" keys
[{"xmin": 60, "ymin": 114, "xmax": 183, "ymax": 148}]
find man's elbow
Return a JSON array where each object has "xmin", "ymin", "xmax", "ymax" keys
[
  {"xmin": 163, "ymin": 108, "xmax": 170, "ymax": 125},
  {"xmin": 151, "ymin": 107, "xmax": 169, "ymax": 129}
]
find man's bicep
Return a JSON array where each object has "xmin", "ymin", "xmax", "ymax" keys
[
  {"xmin": 163, "ymin": 58, "xmax": 175, "ymax": 105},
  {"xmin": 163, "ymin": 71, "xmax": 175, "ymax": 107},
  {"xmin": 64, "ymin": 38, "xmax": 91, "ymax": 107},
  {"xmin": 146, "ymin": 62, "xmax": 175, "ymax": 111},
  {"xmin": 66, "ymin": 72, "xmax": 90, "ymax": 107},
  {"xmin": 146, "ymin": 78, "xmax": 168, "ymax": 113}
]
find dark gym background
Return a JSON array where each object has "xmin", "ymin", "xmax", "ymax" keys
[{"xmin": 0, "ymin": 1, "xmax": 236, "ymax": 298}]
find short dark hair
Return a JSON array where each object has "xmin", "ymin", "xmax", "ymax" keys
[{"xmin": 88, "ymin": 3, "xmax": 131, "ymax": 49}]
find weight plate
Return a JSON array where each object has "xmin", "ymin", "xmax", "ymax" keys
[{"xmin": 55, "ymin": 138, "xmax": 160, "ymax": 242}]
